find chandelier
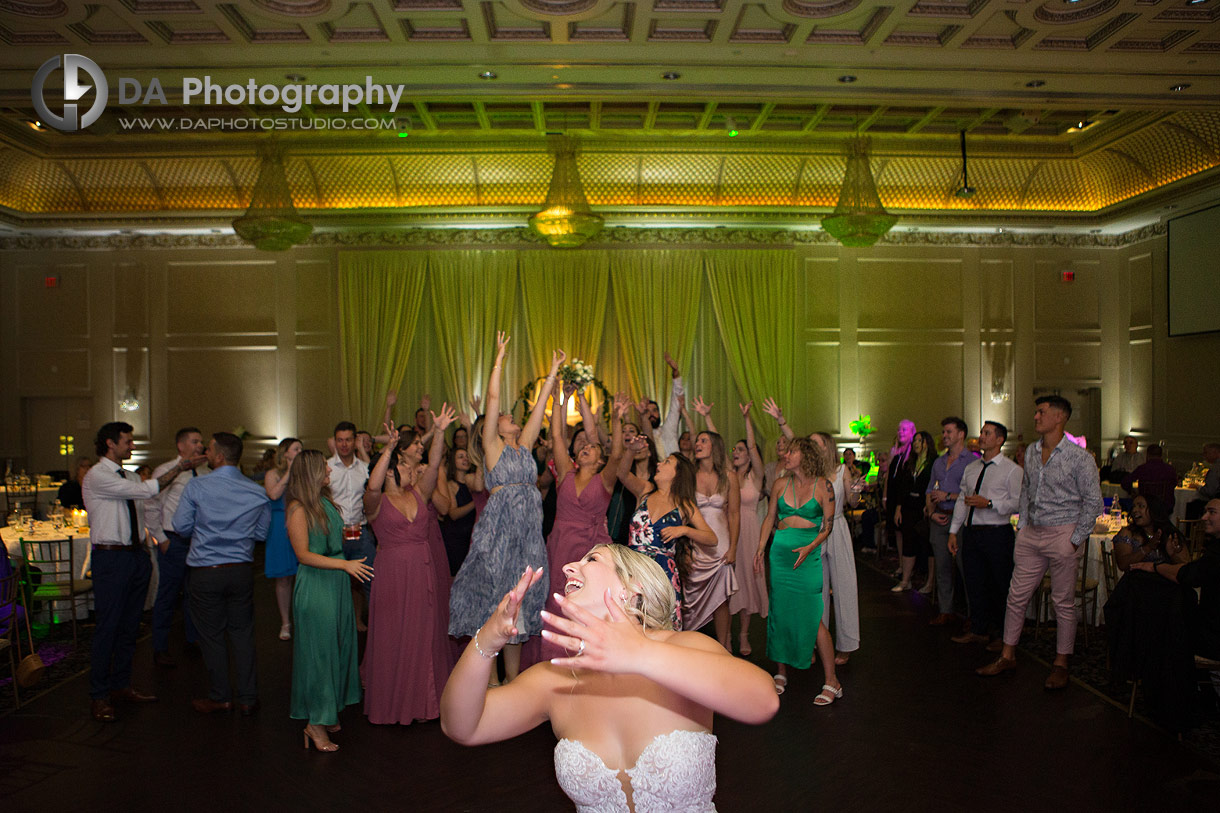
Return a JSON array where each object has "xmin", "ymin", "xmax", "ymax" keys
[
  {"xmin": 528, "ymin": 136, "xmax": 603, "ymax": 248},
  {"xmin": 820, "ymin": 137, "xmax": 897, "ymax": 247},
  {"xmin": 232, "ymin": 147, "xmax": 313, "ymax": 251}
]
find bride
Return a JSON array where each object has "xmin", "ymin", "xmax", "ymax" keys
[{"xmin": 441, "ymin": 544, "xmax": 778, "ymax": 812}]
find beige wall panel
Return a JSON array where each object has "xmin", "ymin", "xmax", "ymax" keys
[
  {"xmin": 295, "ymin": 259, "xmax": 335, "ymax": 335},
  {"xmin": 114, "ymin": 262, "xmax": 148, "ymax": 338},
  {"xmin": 979, "ymin": 259, "xmax": 1014, "ymax": 330},
  {"xmin": 796, "ymin": 344, "xmax": 839, "ymax": 435},
  {"xmin": 166, "ymin": 261, "xmax": 277, "ymax": 336},
  {"xmin": 19, "ymin": 349, "xmax": 90, "ymax": 391},
  {"xmin": 801, "ymin": 257, "xmax": 839, "ymax": 330},
  {"xmin": 1128, "ymin": 341, "xmax": 1152, "ymax": 433},
  {"xmin": 857, "ymin": 344, "xmax": 964, "ymax": 435},
  {"xmin": 1127, "ymin": 251, "xmax": 1153, "ymax": 328},
  {"xmin": 1034, "ymin": 342, "xmax": 1100, "ymax": 382},
  {"xmin": 17, "ymin": 263, "xmax": 90, "ymax": 343},
  {"xmin": 857, "ymin": 258, "xmax": 963, "ymax": 330},
  {"xmin": 166, "ymin": 348, "xmax": 278, "ymax": 441},
  {"xmin": 1033, "ymin": 259, "xmax": 1100, "ymax": 330},
  {"xmin": 295, "ymin": 347, "xmax": 341, "ymax": 446}
]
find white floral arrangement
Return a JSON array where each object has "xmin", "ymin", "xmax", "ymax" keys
[{"xmin": 559, "ymin": 358, "xmax": 595, "ymax": 389}]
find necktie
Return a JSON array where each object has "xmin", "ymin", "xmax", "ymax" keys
[
  {"xmin": 119, "ymin": 467, "xmax": 140, "ymax": 545},
  {"xmin": 966, "ymin": 461, "xmax": 993, "ymax": 527}
]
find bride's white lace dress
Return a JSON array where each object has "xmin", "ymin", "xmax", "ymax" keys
[{"xmin": 553, "ymin": 729, "xmax": 718, "ymax": 812}]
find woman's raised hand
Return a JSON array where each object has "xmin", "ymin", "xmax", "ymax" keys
[
  {"xmin": 496, "ymin": 331, "xmax": 510, "ymax": 356},
  {"xmin": 432, "ymin": 402, "xmax": 457, "ymax": 432},
  {"xmin": 483, "ymin": 566, "xmax": 545, "ymax": 650},
  {"xmin": 551, "ymin": 348, "xmax": 567, "ymax": 372},
  {"xmin": 613, "ymin": 394, "xmax": 631, "ymax": 420},
  {"xmin": 344, "ymin": 557, "xmax": 374, "ymax": 582},
  {"xmin": 739, "ymin": 401, "xmax": 753, "ymax": 417},
  {"xmin": 693, "ymin": 396, "xmax": 712, "ymax": 417},
  {"xmin": 762, "ymin": 397, "xmax": 784, "ymax": 422},
  {"xmin": 542, "ymin": 589, "xmax": 648, "ymax": 672},
  {"xmin": 382, "ymin": 422, "xmax": 400, "ymax": 451}
]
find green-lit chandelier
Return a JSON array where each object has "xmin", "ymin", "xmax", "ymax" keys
[{"xmin": 820, "ymin": 137, "xmax": 897, "ymax": 247}]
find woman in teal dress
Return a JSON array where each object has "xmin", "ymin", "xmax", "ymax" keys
[
  {"xmin": 285, "ymin": 450, "xmax": 374, "ymax": 752},
  {"xmin": 755, "ymin": 436, "xmax": 843, "ymax": 706}
]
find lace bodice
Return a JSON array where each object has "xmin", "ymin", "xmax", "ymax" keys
[{"xmin": 554, "ymin": 730, "xmax": 717, "ymax": 813}]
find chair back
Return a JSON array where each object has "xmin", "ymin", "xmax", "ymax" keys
[
  {"xmin": 1100, "ymin": 546, "xmax": 1119, "ymax": 595},
  {"xmin": 0, "ymin": 558, "xmax": 19, "ymax": 643},
  {"xmin": 4, "ymin": 479, "xmax": 38, "ymax": 516},
  {"xmin": 19, "ymin": 536, "xmax": 78, "ymax": 590}
]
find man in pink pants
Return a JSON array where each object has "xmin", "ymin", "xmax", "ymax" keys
[{"xmin": 976, "ymin": 395, "xmax": 1103, "ymax": 689}]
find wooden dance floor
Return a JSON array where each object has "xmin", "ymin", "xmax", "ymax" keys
[{"xmin": 2, "ymin": 560, "xmax": 1217, "ymax": 811}]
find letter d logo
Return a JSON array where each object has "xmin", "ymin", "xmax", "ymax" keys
[{"xmin": 32, "ymin": 54, "xmax": 109, "ymax": 132}]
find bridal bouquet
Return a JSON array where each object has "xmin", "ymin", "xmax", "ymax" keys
[{"xmin": 559, "ymin": 358, "xmax": 595, "ymax": 389}]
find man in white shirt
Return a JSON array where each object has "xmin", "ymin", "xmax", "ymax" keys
[
  {"xmin": 639, "ymin": 350, "xmax": 686, "ymax": 459},
  {"xmin": 83, "ymin": 421, "xmax": 197, "ymax": 723},
  {"xmin": 948, "ymin": 421, "xmax": 1024, "ymax": 648},
  {"xmin": 328, "ymin": 420, "xmax": 373, "ymax": 625},
  {"xmin": 145, "ymin": 426, "xmax": 209, "ymax": 667}
]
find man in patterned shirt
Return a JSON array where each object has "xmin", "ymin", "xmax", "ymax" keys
[{"xmin": 977, "ymin": 395, "xmax": 1103, "ymax": 689}]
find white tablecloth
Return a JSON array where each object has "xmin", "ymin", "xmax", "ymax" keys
[
  {"xmin": 1173, "ymin": 487, "xmax": 1195, "ymax": 525},
  {"xmin": 1100, "ymin": 482, "xmax": 1125, "ymax": 500},
  {"xmin": 3, "ymin": 522, "xmax": 93, "ymax": 620}
]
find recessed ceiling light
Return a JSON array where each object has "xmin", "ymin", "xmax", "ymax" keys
[
  {"xmin": 1025, "ymin": 79, "xmax": 1045, "ymax": 88},
  {"xmin": 1187, "ymin": 0, "xmax": 1207, "ymax": 5},
  {"xmin": 23, "ymin": 119, "xmax": 46, "ymax": 131},
  {"xmin": 838, "ymin": 75, "xmax": 857, "ymax": 83},
  {"xmin": 479, "ymin": 71, "xmax": 497, "ymax": 80},
  {"xmin": 285, "ymin": 73, "xmax": 305, "ymax": 82},
  {"xmin": 1170, "ymin": 83, "xmax": 1190, "ymax": 91},
  {"xmin": 662, "ymin": 72, "xmax": 681, "ymax": 80}
]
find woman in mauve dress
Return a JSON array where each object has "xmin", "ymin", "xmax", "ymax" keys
[
  {"xmin": 360, "ymin": 407, "xmax": 456, "ymax": 725},
  {"xmin": 729, "ymin": 402, "xmax": 768, "ymax": 657},
  {"xmin": 538, "ymin": 386, "xmax": 624, "ymax": 660}
]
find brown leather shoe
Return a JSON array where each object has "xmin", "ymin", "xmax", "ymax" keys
[
  {"xmin": 976, "ymin": 656, "xmax": 1017, "ymax": 677},
  {"xmin": 192, "ymin": 698, "xmax": 234, "ymax": 714},
  {"xmin": 239, "ymin": 701, "xmax": 260, "ymax": 717},
  {"xmin": 1044, "ymin": 665, "xmax": 1070, "ymax": 690},
  {"xmin": 91, "ymin": 698, "xmax": 117, "ymax": 722},
  {"xmin": 153, "ymin": 651, "xmax": 177, "ymax": 668},
  {"xmin": 951, "ymin": 632, "xmax": 988, "ymax": 645},
  {"xmin": 985, "ymin": 638, "xmax": 1004, "ymax": 653},
  {"xmin": 928, "ymin": 613, "xmax": 955, "ymax": 626},
  {"xmin": 111, "ymin": 687, "xmax": 158, "ymax": 703}
]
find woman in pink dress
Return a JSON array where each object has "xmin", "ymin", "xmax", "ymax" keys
[
  {"xmin": 729, "ymin": 402, "xmax": 768, "ymax": 657},
  {"xmin": 539, "ymin": 386, "xmax": 624, "ymax": 660},
  {"xmin": 360, "ymin": 406, "xmax": 456, "ymax": 725}
]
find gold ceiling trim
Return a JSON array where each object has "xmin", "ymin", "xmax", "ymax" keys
[{"xmin": 0, "ymin": 111, "xmax": 1216, "ymax": 217}]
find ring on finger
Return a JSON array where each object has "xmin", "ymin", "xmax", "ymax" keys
[{"xmin": 576, "ymin": 639, "xmax": 586, "ymax": 657}]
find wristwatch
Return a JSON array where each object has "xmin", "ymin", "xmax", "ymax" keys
[{"xmin": 986, "ymin": 499, "xmax": 993, "ymax": 509}]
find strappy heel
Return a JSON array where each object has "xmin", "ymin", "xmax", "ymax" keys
[
  {"xmin": 303, "ymin": 726, "xmax": 339, "ymax": 752},
  {"xmin": 814, "ymin": 683, "xmax": 843, "ymax": 707}
]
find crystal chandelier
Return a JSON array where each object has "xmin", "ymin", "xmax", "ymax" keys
[
  {"xmin": 528, "ymin": 136, "xmax": 603, "ymax": 248},
  {"xmin": 820, "ymin": 137, "xmax": 897, "ymax": 247},
  {"xmin": 232, "ymin": 147, "xmax": 313, "ymax": 251}
]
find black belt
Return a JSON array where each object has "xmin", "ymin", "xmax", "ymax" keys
[{"xmin": 92, "ymin": 544, "xmax": 143, "ymax": 552}]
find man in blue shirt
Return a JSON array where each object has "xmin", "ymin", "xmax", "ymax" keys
[
  {"xmin": 925, "ymin": 416, "xmax": 979, "ymax": 627},
  {"xmin": 174, "ymin": 432, "xmax": 270, "ymax": 715}
]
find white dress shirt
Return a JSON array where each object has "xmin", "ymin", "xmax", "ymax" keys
[
  {"xmin": 656, "ymin": 376, "xmax": 686, "ymax": 459},
  {"xmin": 950, "ymin": 453, "xmax": 1024, "ymax": 534},
  {"xmin": 82, "ymin": 457, "xmax": 161, "ymax": 546},
  {"xmin": 144, "ymin": 457, "xmax": 211, "ymax": 543},
  {"xmin": 327, "ymin": 453, "xmax": 370, "ymax": 526}
]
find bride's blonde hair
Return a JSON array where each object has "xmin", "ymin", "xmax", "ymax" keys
[{"xmin": 592, "ymin": 544, "xmax": 676, "ymax": 632}]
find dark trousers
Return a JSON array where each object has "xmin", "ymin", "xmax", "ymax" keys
[
  {"xmin": 343, "ymin": 525, "xmax": 377, "ymax": 598},
  {"xmin": 188, "ymin": 564, "xmax": 257, "ymax": 704},
  {"xmin": 89, "ymin": 547, "xmax": 151, "ymax": 699},
  {"xmin": 959, "ymin": 523, "xmax": 1015, "ymax": 637},
  {"xmin": 152, "ymin": 530, "xmax": 197, "ymax": 653}
]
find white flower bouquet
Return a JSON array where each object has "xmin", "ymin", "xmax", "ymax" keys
[{"xmin": 559, "ymin": 358, "xmax": 595, "ymax": 389}]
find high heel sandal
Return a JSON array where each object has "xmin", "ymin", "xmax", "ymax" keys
[
  {"xmin": 772, "ymin": 674, "xmax": 787, "ymax": 695},
  {"xmin": 890, "ymin": 582, "xmax": 911, "ymax": 593},
  {"xmin": 303, "ymin": 726, "xmax": 339, "ymax": 752},
  {"xmin": 739, "ymin": 636, "xmax": 752, "ymax": 657},
  {"xmin": 814, "ymin": 684, "xmax": 843, "ymax": 707}
]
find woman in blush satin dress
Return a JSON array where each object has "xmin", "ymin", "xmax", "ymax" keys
[
  {"xmin": 687, "ymin": 400, "xmax": 740, "ymax": 649},
  {"xmin": 728, "ymin": 403, "xmax": 767, "ymax": 657},
  {"xmin": 440, "ymin": 544, "xmax": 778, "ymax": 812},
  {"xmin": 360, "ymin": 408, "xmax": 456, "ymax": 725},
  {"xmin": 539, "ymin": 387, "xmax": 625, "ymax": 661}
]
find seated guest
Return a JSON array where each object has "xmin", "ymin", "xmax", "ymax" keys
[
  {"xmin": 56, "ymin": 457, "xmax": 92, "ymax": 509},
  {"xmin": 1122, "ymin": 444, "xmax": 1177, "ymax": 511},
  {"xmin": 1113, "ymin": 495, "xmax": 1190, "ymax": 572},
  {"xmin": 1106, "ymin": 435, "xmax": 1145, "ymax": 483},
  {"xmin": 842, "ymin": 447, "xmax": 870, "ymax": 480},
  {"xmin": 1185, "ymin": 443, "xmax": 1220, "ymax": 521},
  {"xmin": 1131, "ymin": 498, "xmax": 1220, "ymax": 660}
]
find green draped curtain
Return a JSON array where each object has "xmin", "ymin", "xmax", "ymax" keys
[
  {"xmin": 338, "ymin": 251, "xmax": 429, "ymax": 430},
  {"xmin": 518, "ymin": 250, "xmax": 610, "ymax": 378},
  {"xmin": 428, "ymin": 251, "xmax": 518, "ymax": 417},
  {"xmin": 609, "ymin": 251, "xmax": 702, "ymax": 411},
  {"xmin": 703, "ymin": 249, "xmax": 798, "ymax": 449}
]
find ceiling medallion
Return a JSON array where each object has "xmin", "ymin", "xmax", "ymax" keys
[
  {"xmin": 231, "ymin": 147, "xmax": 313, "ymax": 251},
  {"xmin": 820, "ymin": 137, "xmax": 897, "ymax": 248},
  {"xmin": 528, "ymin": 136, "xmax": 604, "ymax": 248}
]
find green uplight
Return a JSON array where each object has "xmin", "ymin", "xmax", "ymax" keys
[
  {"xmin": 728, "ymin": 129, "xmax": 739, "ymax": 137},
  {"xmin": 398, "ymin": 132, "xmax": 409, "ymax": 137}
]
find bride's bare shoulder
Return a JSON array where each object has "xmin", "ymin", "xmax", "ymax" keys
[{"xmin": 648, "ymin": 629, "xmax": 728, "ymax": 655}]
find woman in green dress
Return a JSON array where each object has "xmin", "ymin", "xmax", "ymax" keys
[
  {"xmin": 754, "ymin": 436, "xmax": 843, "ymax": 706},
  {"xmin": 286, "ymin": 450, "xmax": 374, "ymax": 751}
]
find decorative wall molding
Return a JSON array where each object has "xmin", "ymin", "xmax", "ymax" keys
[{"xmin": 0, "ymin": 223, "xmax": 1168, "ymax": 251}]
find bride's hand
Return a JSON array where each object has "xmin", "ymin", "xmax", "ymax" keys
[
  {"xmin": 541, "ymin": 589, "xmax": 648, "ymax": 672},
  {"xmin": 481, "ymin": 566, "xmax": 545, "ymax": 651}
]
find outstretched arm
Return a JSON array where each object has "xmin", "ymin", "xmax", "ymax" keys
[
  {"xmin": 418, "ymin": 405, "xmax": 455, "ymax": 502},
  {"xmin": 617, "ymin": 435, "xmax": 652, "ymax": 498},
  {"xmin": 522, "ymin": 349, "xmax": 564, "ymax": 449},
  {"xmin": 551, "ymin": 386, "xmax": 574, "ymax": 485},
  {"xmin": 483, "ymin": 332, "xmax": 511, "ymax": 469},
  {"xmin": 762, "ymin": 397, "xmax": 795, "ymax": 440},
  {"xmin": 693, "ymin": 396, "xmax": 717, "ymax": 435},
  {"xmin": 741, "ymin": 402, "xmax": 765, "ymax": 489},
  {"xmin": 576, "ymin": 390, "xmax": 608, "ymax": 449},
  {"xmin": 601, "ymin": 397, "xmax": 627, "ymax": 491},
  {"xmin": 363, "ymin": 424, "xmax": 400, "ymax": 523}
]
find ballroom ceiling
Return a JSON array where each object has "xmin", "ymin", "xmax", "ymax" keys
[{"xmin": 1, "ymin": 0, "xmax": 1218, "ymax": 231}]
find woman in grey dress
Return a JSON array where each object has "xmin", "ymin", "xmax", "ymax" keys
[{"xmin": 449, "ymin": 332, "xmax": 564, "ymax": 683}]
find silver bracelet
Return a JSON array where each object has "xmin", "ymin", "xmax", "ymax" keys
[{"xmin": 473, "ymin": 625, "xmax": 500, "ymax": 659}]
